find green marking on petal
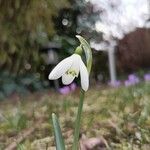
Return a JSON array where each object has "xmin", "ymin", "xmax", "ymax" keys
[{"xmin": 66, "ymin": 69, "xmax": 77, "ymax": 77}]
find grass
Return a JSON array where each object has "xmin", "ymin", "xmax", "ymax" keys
[{"xmin": 0, "ymin": 82, "xmax": 150, "ymax": 150}]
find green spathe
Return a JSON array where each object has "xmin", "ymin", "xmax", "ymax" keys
[{"xmin": 76, "ymin": 35, "xmax": 92, "ymax": 74}]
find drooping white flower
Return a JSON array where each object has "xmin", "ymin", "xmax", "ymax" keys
[{"xmin": 48, "ymin": 54, "xmax": 89, "ymax": 91}]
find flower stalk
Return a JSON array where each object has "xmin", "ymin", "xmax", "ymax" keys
[{"xmin": 72, "ymin": 90, "xmax": 85, "ymax": 150}]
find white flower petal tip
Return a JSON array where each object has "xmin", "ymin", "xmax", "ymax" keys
[
  {"xmin": 48, "ymin": 71, "xmax": 58, "ymax": 80},
  {"xmin": 82, "ymin": 84, "xmax": 89, "ymax": 92},
  {"xmin": 48, "ymin": 73, "xmax": 54, "ymax": 80},
  {"xmin": 76, "ymin": 35, "xmax": 80, "ymax": 38}
]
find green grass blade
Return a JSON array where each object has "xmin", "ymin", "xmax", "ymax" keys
[{"xmin": 52, "ymin": 113, "xmax": 66, "ymax": 150}]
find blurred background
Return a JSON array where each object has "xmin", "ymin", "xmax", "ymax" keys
[
  {"xmin": 1, "ymin": 1, "xmax": 150, "ymax": 149},
  {"xmin": 0, "ymin": 0, "xmax": 150, "ymax": 99}
]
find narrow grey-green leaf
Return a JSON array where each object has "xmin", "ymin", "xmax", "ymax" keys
[
  {"xmin": 76, "ymin": 35, "xmax": 92, "ymax": 73},
  {"xmin": 52, "ymin": 113, "xmax": 66, "ymax": 150}
]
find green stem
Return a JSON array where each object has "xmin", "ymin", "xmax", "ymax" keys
[{"xmin": 72, "ymin": 90, "xmax": 85, "ymax": 150}]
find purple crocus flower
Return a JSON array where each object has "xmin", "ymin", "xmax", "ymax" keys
[
  {"xmin": 124, "ymin": 80, "xmax": 132, "ymax": 87},
  {"xmin": 128, "ymin": 74, "xmax": 139, "ymax": 84},
  {"xmin": 124, "ymin": 74, "xmax": 140, "ymax": 87},
  {"xmin": 108, "ymin": 80, "xmax": 121, "ymax": 87},
  {"xmin": 70, "ymin": 83, "xmax": 77, "ymax": 91},
  {"xmin": 59, "ymin": 86, "xmax": 70, "ymax": 95},
  {"xmin": 144, "ymin": 73, "xmax": 150, "ymax": 82}
]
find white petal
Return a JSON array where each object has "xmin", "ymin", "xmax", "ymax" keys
[
  {"xmin": 48, "ymin": 56, "xmax": 73, "ymax": 80},
  {"xmin": 62, "ymin": 74, "xmax": 75, "ymax": 85},
  {"xmin": 61, "ymin": 54, "xmax": 80, "ymax": 85},
  {"xmin": 70, "ymin": 54, "xmax": 80, "ymax": 77},
  {"xmin": 79, "ymin": 59, "xmax": 89, "ymax": 91}
]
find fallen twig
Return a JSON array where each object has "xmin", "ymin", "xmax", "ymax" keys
[
  {"xmin": 5, "ymin": 119, "xmax": 44, "ymax": 150},
  {"xmin": 5, "ymin": 127, "xmax": 35, "ymax": 150}
]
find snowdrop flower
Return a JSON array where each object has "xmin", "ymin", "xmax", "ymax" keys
[{"xmin": 48, "ymin": 54, "xmax": 89, "ymax": 91}]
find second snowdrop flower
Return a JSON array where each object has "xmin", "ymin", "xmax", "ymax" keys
[{"xmin": 48, "ymin": 53, "xmax": 89, "ymax": 91}]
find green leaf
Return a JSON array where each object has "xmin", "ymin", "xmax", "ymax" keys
[
  {"xmin": 76, "ymin": 35, "xmax": 92, "ymax": 73},
  {"xmin": 52, "ymin": 113, "xmax": 65, "ymax": 150}
]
